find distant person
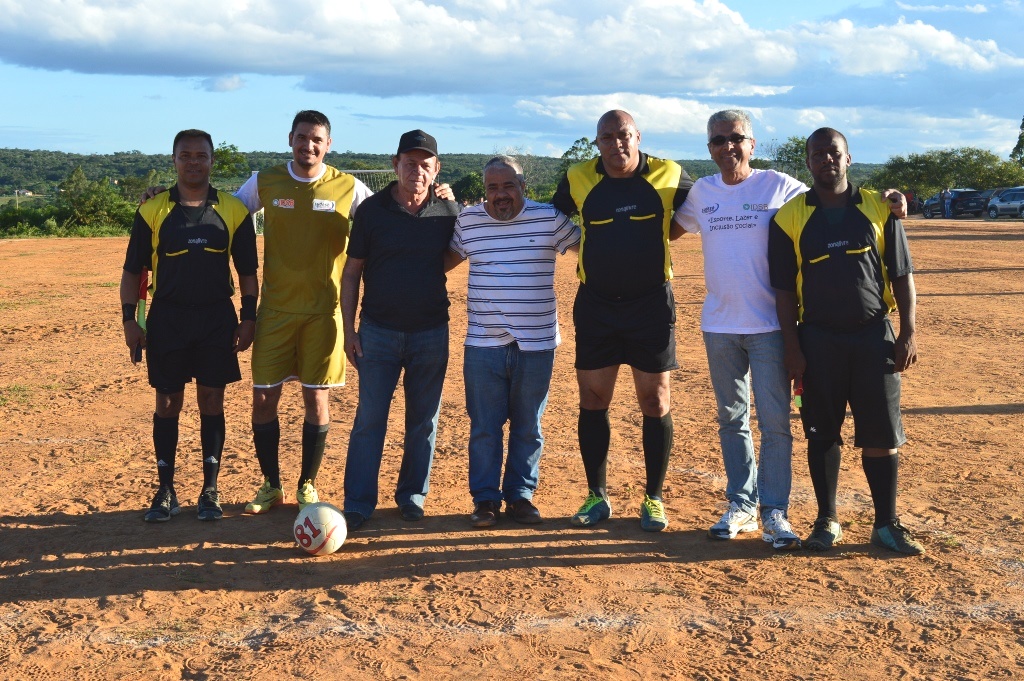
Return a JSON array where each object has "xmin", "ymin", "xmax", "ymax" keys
[
  {"xmin": 769, "ymin": 127, "xmax": 924, "ymax": 555},
  {"xmin": 552, "ymin": 110, "xmax": 693, "ymax": 532},
  {"xmin": 447, "ymin": 156, "xmax": 580, "ymax": 527},
  {"xmin": 941, "ymin": 186, "xmax": 952, "ymax": 218},
  {"xmin": 340, "ymin": 130, "xmax": 459, "ymax": 531},
  {"xmin": 120, "ymin": 129, "xmax": 258, "ymax": 522}
]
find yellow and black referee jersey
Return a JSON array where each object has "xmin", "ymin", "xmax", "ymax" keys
[
  {"xmin": 767, "ymin": 184, "xmax": 914, "ymax": 331},
  {"xmin": 123, "ymin": 184, "xmax": 258, "ymax": 305},
  {"xmin": 553, "ymin": 153, "xmax": 692, "ymax": 301}
]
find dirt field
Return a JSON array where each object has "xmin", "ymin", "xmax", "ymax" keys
[{"xmin": 1, "ymin": 216, "xmax": 1022, "ymax": 680}]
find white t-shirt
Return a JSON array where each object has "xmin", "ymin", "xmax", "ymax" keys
[
  {"xmin": 450, "ymin": 199, "xmax": 580, "ymax": 351},
  {"xmin": 672, "ymin": 169, "xmax": 807, "ymax": 334}
]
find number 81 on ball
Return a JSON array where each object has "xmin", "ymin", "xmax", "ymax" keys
[{"xmin": 293, "ymin": 502, "xmax": 347, "ymax": 556}]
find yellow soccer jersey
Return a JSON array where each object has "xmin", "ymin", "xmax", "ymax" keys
[{"xmin": 256, "ymin": 164, "xmax": 357, "ymax": 314}]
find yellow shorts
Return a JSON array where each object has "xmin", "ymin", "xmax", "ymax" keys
[{"xmin": 251, "ymin": 307, "xmax": 345, "ymax": 388}]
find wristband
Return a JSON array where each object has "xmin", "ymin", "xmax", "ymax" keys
[
  {"xmin": 240, "ymin": 295, "xmax": 257, "ymax": 322},
  {"xmin": 122, "ymin": 303, "xmax": 137, "ymax": 323}
]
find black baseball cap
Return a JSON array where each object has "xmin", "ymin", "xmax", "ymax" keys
[{"xmin": 397, "ymin": 129, "xmax": 438, "ymax": 157}]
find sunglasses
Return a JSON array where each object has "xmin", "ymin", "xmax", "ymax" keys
[{"xmin": 708, "ymin": 134, "xmax": 751, "ymax": 146}]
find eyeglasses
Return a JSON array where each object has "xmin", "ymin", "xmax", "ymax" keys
[{"xmin": 708, "ymin": 134, "xmax": 751, "ymax": 146}]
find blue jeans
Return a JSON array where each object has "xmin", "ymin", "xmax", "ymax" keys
[
  {"xmin": 703, "ymin": 331, "xmax": 793, "ymax": 517},
  {"xmin": 464, "ymin": 343, "xmax": 554, "ymax": 504},
  {"xmin": 343, "ymin": 320, "xmax": 448, "ymax": 518}
]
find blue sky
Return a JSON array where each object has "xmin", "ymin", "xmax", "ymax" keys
[{"xmin": 0, "ymin": 0, "xmax": 1021, "ymax": 163}]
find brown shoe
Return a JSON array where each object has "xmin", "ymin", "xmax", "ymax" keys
[
  {"xmin": 507, "ymin": 498, "xmax": 542, "ymax": 524},
  {"xmin": 471, "ymin": 500, "xmax": 501, "ymax": 527}
]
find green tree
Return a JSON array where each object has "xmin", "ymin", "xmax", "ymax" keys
[
  {"xmin": 1011, "ymin": 116, "xmax": 1024, "ymax": 166},
  {"xmin": 759, "ymin": 136, "xmax": 811, "ymax": 185},
  {"xmin": 55, "ymin": 166, "xmax": 135, "ymax": 233},
  {"xmin": 558, "ymin": 137, "xmax": 597, "ymax": 176},
  {"xmin": 452, "ymin": 172, "xmax": 484, "ymax": 203},
  {"xmin": 868, "ymin": 147, "xmax": 1024, "ymax": 198},
  {"xmin": 212, "ymin": 142, "xmax": 250, "ymax": 182}
]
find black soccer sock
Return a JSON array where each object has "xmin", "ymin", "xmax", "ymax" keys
[
  {"xmin": 299, "ymin": 421, "xmax": 329, "ymax": 487},
  {"xmin": 200, "ymin": 413, "xmax": 226, "ymax": 490},
  {"xmin": 862, "ymin": 451, "xmax": 899, "ymax": 529},
  {"xmin": 808, "ymin": 440, "xmax": 841, "ymax": 520},
  {"xmin": 153, "ymin": 413, "xmax": 179, "ymax": 487},
  {"xmin": 642, "ymin": 414, "xmax": 673, "ymax": 498},
  {"xmin": 252, "ymin": 419, "xmax": 281, "ymax": 489},
  {"xmin": 578, "ymin": 408, "xmax": 610, "ymax": 495}
]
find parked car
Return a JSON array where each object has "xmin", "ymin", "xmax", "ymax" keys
[
  {"xmin": 979, "ymin": 187, "xmax": 1010, "ymax": 209},
  {"xmin": 922, "ymin": 189, "xmax": 986, "ymax": 218},
  {"xmin": 986, "ymin": 186, "xmax": 1024, "ymax": 219}
]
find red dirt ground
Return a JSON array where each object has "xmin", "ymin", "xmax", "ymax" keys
[{"xmin": 1, "ymin": 216, "xmax": 1022, "ymax": 679}]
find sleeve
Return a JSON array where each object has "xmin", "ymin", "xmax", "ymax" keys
[
  {"xmin": 122, "ymin": 210, "xmax": 153, "ymax": 274},
  {"xmin": 767, "ymin": 216, "xmax": 798, "ymax": 292},
  {"xmin": 551, "ymin": 174, "xmax": 578, "ymax": 218},
  {"xmin": 552, "ymin": 208, "xmax": 581, "ymax": 254},
  {"xmin": 672, "ymin": 186, "xmax": 702, "ymax": 234},
  {"xmin": 883, "ymin": 216, "xmax": 914, "ymax": 279},
  {"xmin": 234, "ymin": 173, "xmax": 262, "ymax": 212},
  {"xmin": 449, "ymin": 215, "xmax": 468, "ymax": 259},
  {"xmin": 230, "ymin": 213, "xmax": 259, "ymax": 276},
  {"xmin": 782, "ymin": 173, "xmax": 810, "ymax": 202},
  {"xmin": 350, "ymin": 179, "xmax": 374, "ymax": 216},
  {"xmin": 346, "ymin": 198, "xmax": 372, "ymax": 259},
  {"xmin": 671, "ymin": 166, "xmax": 694, "ymax": 210}
]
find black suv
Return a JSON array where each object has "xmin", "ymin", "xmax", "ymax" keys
[
  {"xmin": 922, "ymin": 189, "xmax": 986, "ymax": 218},
  {"xmin": 987, "ymin": 186, "xmax": 1024, "ymax": 219}
]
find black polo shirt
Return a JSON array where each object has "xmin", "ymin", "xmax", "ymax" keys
[
  {"xmin": 553, "ymin": 153, "xmax": 691, "ymax": 301},
  {"xmin": 123, "ymin": 184, "xmax": 257, "ymax": 305},
  {"xmin": 347, "ymin": 182, "xmax": 459, "ymax": 332},
  {"xmin": 768, "ymin": 184, "xmax": 913, "ymax": 332}
]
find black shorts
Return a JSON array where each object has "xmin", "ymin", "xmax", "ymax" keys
[
  {"xmin": 145, "ymin": 298, "xmax": 242, "ymax": 394},
  {"xmin": 573, "ymin": 281, "xmax": 678, "ymax": 373},
  {"xmin": 798, "ymin": 317, "xmax": 905, "ymax": 448}
]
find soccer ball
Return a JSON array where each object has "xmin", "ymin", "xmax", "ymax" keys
[{"xmin": 293, "ymin": 502, "xmax": 347, "ymax": 556}]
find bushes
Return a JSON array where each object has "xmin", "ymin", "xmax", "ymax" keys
[{"xmin": 1, "ymin": 166, "xmax": 136, "ymax": 238}]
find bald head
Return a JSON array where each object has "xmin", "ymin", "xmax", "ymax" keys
[
  {"xmin": 597, "ymin": 109, "xmax": 636, "ymax": 133},
  {"xmin": 595, "ymin": 109, "xmax": 641, "ymax": 178}
]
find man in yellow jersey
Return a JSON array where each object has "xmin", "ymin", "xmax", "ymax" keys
[
  {"xmin": 235, "ymin": 110, "xmax": 375, "ymax": 513},
  {"xmin": 552, "ymin": 110, "xmax": 693, "ymax": 532}
]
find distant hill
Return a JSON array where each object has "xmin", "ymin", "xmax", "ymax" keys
[{"xmin": 0, "ymin": 148, "xmax": 882, "ymax": 195}]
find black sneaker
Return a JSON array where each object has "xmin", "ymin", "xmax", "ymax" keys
[
  {"xmin": 144, "ymin": 485, "xmax": 180, "ymax": 522},
  {"xmin": 197, "ymin": 488, "xmax": 223, "ymax": 521},
  {"xmin": 805, "ymin": 516, "xmax": 843, "ymax": 551},
  {"xmin": 471, "ymin": 500, "xmax": 501, "ymax": 528},
  {"xmin": 871, "ymin": 520, "xmax": 925, "ymax": 555}
]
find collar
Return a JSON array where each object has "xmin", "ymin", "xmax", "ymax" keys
[
  {"xmin": 805, "ymin": 182, "xmax": 861, "ymax": 207},
  {"xmin": 169, "ymin": 184, "xmax": 219, "ymax": 206},
  {"xmin": 595, "ymin": 151, "xmax": 650, "ymax": 178}
]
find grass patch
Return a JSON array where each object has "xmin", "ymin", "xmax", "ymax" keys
[{"xmin": 0, "ymin": 384, "xmax": 30, "ymax": 407}]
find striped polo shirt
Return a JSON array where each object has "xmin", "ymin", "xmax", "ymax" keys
[{"xmin": 450, "ymin": 199, "xmax": 580, "ymax": 351}]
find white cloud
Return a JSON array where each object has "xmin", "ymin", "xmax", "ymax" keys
[
  {"xmin": 515, "ymin": 94, "xmax": 716, "ymax": 135},
  {"xmin": 200, "ymin": 75, "xmax": 245, "ymax": 92},
  {"xmin": 894, "ymin": 2, "xmax": 988, "ymax": 12},
  {"xmin": 791, "ymin": 17, "xmax": 1024, "ymax": 75}
]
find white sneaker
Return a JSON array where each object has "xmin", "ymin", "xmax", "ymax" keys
[
  {"xmin": 709, "ymin": 501, "xmax": 759, "ymax": 540},
  {"xmin": 762, "ymin": 509, "xmax": 802, "ymax": 550}
]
